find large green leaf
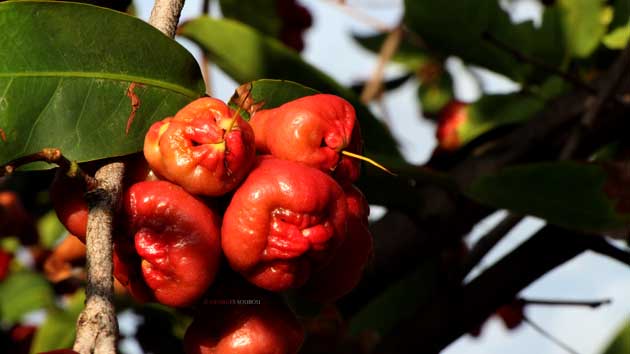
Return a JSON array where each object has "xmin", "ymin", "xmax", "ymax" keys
[
  {"xmin": 558, "ymin": 0, "xmax": 609, "ymax": 58},
  {"xmin": 0, "ymin": 271, "xmax": 54, "ymax": 324},
  {"xmin": 404, "ymin": 0, "xmax": 565, "ymax": 82},
  {"xmin": 0, "ymin": 1, "xmax": 205, "ymax": 168},
  {"xmin": 603, "ymin": 25, "xmax": 630, "ymax": 49},
  {"xmin": 602, "ymin": 321, "xmax": 630, "ymax": 354},
  {"xmin": 220, "ymin": 0, "xmax": 281, "ymax": 37},
  {"xmin": 179, "ymin": 17, "xmax": 401, "ymax": 159},
  {"xmin": 228, "ymin": 79, "xmax": 319, "ymax": 119},
  {"xmin": 465, "ymin": 162, "xmax": 630, "ymax": 231}
]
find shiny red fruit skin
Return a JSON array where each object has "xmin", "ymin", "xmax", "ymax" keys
[
  {"xmin": 301, "ymin": 185, "xmax": 373, "ymax": 302},
  {"xmin": 250, "ymin": 94, "xmax": 362, "ymax": 185},
  {"xmin": 222, "ymin": 157, "xmax": 347, "ymax": 292},
  {"xmin": 50, "ymin": 170, "xmax": 88, "ymax": 241},
  {"xmin": 184, "ymin": 297, "xmax": 304, "ymax": 354},
  {"xmin": 144, "ymin": 97, "xmax": 256, "ymax": 196},
  {"xmin": 116, "ymin": 180, "xmax": 222, "ymax": 307}
]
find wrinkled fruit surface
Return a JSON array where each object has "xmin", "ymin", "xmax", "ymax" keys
[
  {"xmin": 250, "ymin": 94, "xmax": 362, "ymax": 185},
  {"xmin": 144, "ymin": 97, "xmax": 256, "ymax": 196},
  {"xmin": 115, "ymin": 180, "xmax": 222, "ymax": 307},
  {"xmin": 222, "ymin": 157, "xmax": 347, "ymax": 292},
  {"xmin": 301, "ymin": 185, "xmax": 373, "ymax": 302}
]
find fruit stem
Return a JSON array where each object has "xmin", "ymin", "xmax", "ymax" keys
[{"xmin": 341, "ymin": 150, "xmax": 397, "ymax": 176}]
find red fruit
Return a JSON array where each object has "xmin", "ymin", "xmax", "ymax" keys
[
  {"xmin": 250, "ymin": 94, "xmax": 362, "ymax": 185},
  {"xmin": 144, "ymin": 97, "xmax": 256, "ymax": 196},
  {"xmin": 184, "ymin": 296, "xmax": 304, "ymax": 354},
  {"xmin": 50, "ymin": 154, "xmax": 153, "ymax": 242},
  {"xmin": 436, "ymin": 100, "xmax": 468, "ymax": 151},
  {"xmin": 116, "ymin": 180, "xmax": 222, "ymax": 307},
  {"xmin": 0, "ymin": 249, "xmax": 11, "ymax": 281},
  {"xmin": 222, "ymin": 157, "xmax": 347, "ymax": 292},
  {"xmin": 301, "ymin": 185, "xmax": 373, "ymax": 302},
  {"xmin": 497, "ymin": 299, "xmax": 525, "ymax": 330},
  {"xmin": 276, "ymin": 0, "xmax": 312, "ymax": 52},
  {"xmin": 9, "ymin": 324, "xmax": 36, "ymax": 354},
  {"xmin": 50, "ymin": 170, "xmax": 89, "ymax": 241},
  {"xmin": 0, "ymin": 191, "xmax": 37, "ymax": 244}
]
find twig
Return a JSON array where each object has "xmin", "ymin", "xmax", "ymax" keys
[
  {"xmin": 523, "ymin": 315, "xmax": 582, "ymax": 354},
  {"xmin": 482, "ymin": 31, "xmax": 596, "ymax": 95},
  {"xmin": 326, "ymin": 0, "xmax": 394, "ymax": 32},
  {"xmin": 560, "ymin": 41, "xmax": 630, "ymax": 159},
  {"xmin": 374, "ymin": 225, "xmax": 587, "ymax": 354},
  {"xmin": 200, "ymin": 0, "xmax": 212, "ymax": 95},
  {"xmin": 521, "ymin": 297, "xmax": 611, "ymax": 308},
  {"xmin": 0, "ymin": 148, "xmax": 97, "ymax": 188},
  {"xmin": 461, "ymin": 213, "xmax": 523, "ymax": 279},
  {"xmin": 73, "ymin": 163, "xmax": 124, "ymax": 354},
  {"xmin": 587, "ymin": 236, "xmax": 630, "ymax": 267},
  {"xmin": 360, "ymin": 26, "xmax": 403, "ymax": 103},
  {"xmin": 148, "ymin": 0, "xmax": 185, "ymax": 38}
]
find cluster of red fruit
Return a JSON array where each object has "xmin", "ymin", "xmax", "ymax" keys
[
  {"xmin": 276, "ymin": 0, "xmax": 312, "ymax": 52},
  {"xmin": 50, "ymin": 93, "xmax": 373, "ymax": 354}
]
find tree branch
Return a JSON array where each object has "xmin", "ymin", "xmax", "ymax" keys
[
  {"xmin": 374, "ymin": 226, "xmax": 588, "ymax": 354},
  {"xmin": 73, "ymin": 163, "xmax": 124, "ymax": 354},
  {"xmin": 149, "ymin": 0, "xmax": 185, "ymax": 38}
]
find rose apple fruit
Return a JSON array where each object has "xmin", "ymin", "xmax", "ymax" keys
[{"xmin": 221, "ymin": 157, "xmax": 347, "ymax": 292}]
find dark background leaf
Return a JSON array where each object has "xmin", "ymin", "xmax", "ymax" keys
[{"xmin": 466, "ymin": 162, "xmax": 630, "ymax": 231}]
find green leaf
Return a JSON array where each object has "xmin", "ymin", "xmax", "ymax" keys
[
  {"xmin": 0, "ymin": 1, "xmax": 205, "ymax": 168},
  {"xmin": 179, "ymin": 17, "xmax": 401, "ymax": 159},
  {"xmin": 418, "ymin": 72, "xmax": 453, "ymax": 117},
  {"xmin": 220, "ymin": 0, "xmax": 281, "ymax": 37},
  {"xmin": 228, "ymin": 79, "xmax": 319, "ymax": 119},
  {"xmin": 348, "ymin": 258, "xmax": 438, "ymax": 336},
  {"xmin": 602, "ymin": 321, "xmax": 630, "ymax": 354},
  {"xmin": 457, "ymin": 92, "xmax": 546, "ymax": 145},
  {"xmin": 0, "ymin": 271, "xmax": 54, "ymax": 324},
  {"xmin": 603, "ymin": 25, "xmax": 630, "ymax": 49},
  {"xmin": 30, "ymin": 291, "xmax": 85, "ymax": 354},
  {"xmin": 611, "ymin": 0, "xmax": 630, "ymax": 29},
  {"xmin": 558, "ymin": 0, "xmax": 609, "ymax": 57},
  {"xmin": 465, "ymin": 162, "xmax": 630, "ymax": 231},
  {"xmin": 403, "ymin": 0, "xmax": 565, "ymax": 82},
  {"xmin": 37, "ymin": 210, "xmax": 66, "ymax": 249}
]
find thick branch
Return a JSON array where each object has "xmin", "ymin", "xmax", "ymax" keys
[
  {"xmin": 375, "ymin": 226, "xmax": 587, "ymax": 354},
  {"xmin": 73, "ymin": 163, "xmax": 124, "ymax": 354},
  {"xmin": 149, "ymin": 0, "xmax": 185, "ymax": 38}
]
